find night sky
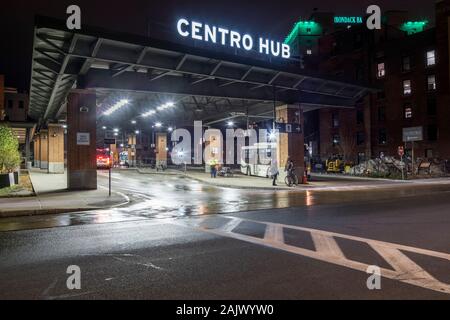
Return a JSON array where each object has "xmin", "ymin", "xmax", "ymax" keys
[{"xmin": 0, "ymin": 0, "xmax": 434, "ymax": 91}]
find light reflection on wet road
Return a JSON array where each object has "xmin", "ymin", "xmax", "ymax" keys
[{"xmin": 1, "ymin": 170, "xmax": 450, "ymax": 232}]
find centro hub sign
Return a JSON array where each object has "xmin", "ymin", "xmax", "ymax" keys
[{"xmin": 176, "ymin": 18, "xmax": 291, "ymax": 59}]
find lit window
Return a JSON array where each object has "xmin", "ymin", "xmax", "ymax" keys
[
  {"xmin": 404, "ymin": 105, "xmax": 412, "ymax": 119},
  {"xmin": 427, "ymin": 50, "xmax": 436, "ymax": 66},
  {"xmin": 306, "ymin": 49, "xmax": 312, "ymax": 55},
  {"xmin": 403, "ymin": 80, "xmax": 412, "ymax": 95},
  {"xmin": 402, "ymin": 56, "xmax": 411, "ymax": 71},
  {"xmin": 427, "ymin": 75, "xmax": 436, "ymax": 91},
  {"xmin": 377, "ymin": 62, "xmax": 385, "ymax": 78},
  {"xmin": 333, "ymin": 134, "xmax": 340, "ymax": 146}
]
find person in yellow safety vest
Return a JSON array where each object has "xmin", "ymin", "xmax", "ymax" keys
[{"xmin": 209, "ymin": 158, "xmax": 219, "ymax": 178}]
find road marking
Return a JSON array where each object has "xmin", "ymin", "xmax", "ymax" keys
[
  {"xmin": 311, "ymin": 233, "xmax": 345, "ymax": 260},
  {"xmin": 173, "ymin": 216, "xmax": 450, "ymax": 294},
  {"xmin": 264, "ymin": 224, "xmax": 285, "ymax": 244}
]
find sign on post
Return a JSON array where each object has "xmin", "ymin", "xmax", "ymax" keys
[
  {"xmin": 104, "ymin": 138, "xmax": 116, "ymax": 145},
  {"xmin": 275, "ymin": 122, "xmax": 302, "ymax": 134},
  {"xmin": 402, "ymin": 127, "xmax": 423, "ymax": 142},
  {"xmin": 76, "ymin": 132, "xmax": 90, "ymax": 145}
]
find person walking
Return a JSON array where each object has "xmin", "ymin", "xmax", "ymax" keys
[
  {"xmin": 285, "ymin": 157, "xmax": 295, "ymax": 187},
  {"xmin": 270, "ymin": 159, "xmax": 279, "ymax": 186},
  {"xmin": 210, "ymin": 158, "xmax": 216, "ymax": 178}
]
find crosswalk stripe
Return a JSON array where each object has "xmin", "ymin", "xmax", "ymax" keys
[{"xmin": 172, "ymin": 216, "xmax": 450, "ymax": 295}]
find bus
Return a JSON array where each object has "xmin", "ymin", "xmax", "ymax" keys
[
  {"xmin": 96, "ymin": 148, "xmax": 112, "ymax": 169},
  {"xmin": 240, "ymin": 143, "xmax": 277, "ymax": 178}
]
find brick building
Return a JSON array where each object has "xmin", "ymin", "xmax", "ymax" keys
[{"xmin": 287, "ymin": 1, "xmax": 450, "ymax": 164}]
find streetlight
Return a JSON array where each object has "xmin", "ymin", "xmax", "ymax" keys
[
  {"xmin": 135, "ymin": 130, "xmax": 140, "ymax": 135},
  {"xmin": 155, "ymin": 122, "xmax": 162, "ymax": 128},
  {"xmin": 168, "ymin": 127, "xmax": 173, "ymax": 132},
  {"xmin": 131, "ymin": 120, "xmax": 137, "ymax": 124},
  {"xmin": 227, "ymin": 121, "xmax": 234, "ymax": 127},
  {"xmin": 113, "ymin": 128, "xmax": 119, "ymax": 133},
  {"xmin": 102, "ymin": 126, "xmax": 107, "ymax": 130}
]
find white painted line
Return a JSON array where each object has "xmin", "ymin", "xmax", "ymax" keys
[
  {"xmin": 311, "ymin": 233, "xmax": 345, "ymax": 260},
  {"xmin": 264, "ymin": 224, "xmax": 284, "ymax": 244},
  {"xmin": 172, "ymin": 216, "xmax": 450, "ymax": 294}
]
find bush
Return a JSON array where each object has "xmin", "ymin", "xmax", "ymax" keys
[{"xmin": 0, "ymin": 125, "xmax": 21, "ymax": 174}]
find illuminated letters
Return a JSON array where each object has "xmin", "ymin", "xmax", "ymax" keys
[
  {"xmin": 242, "ymin": 34, "xmax": 253, "ymax": 51},
  {"xmin": 218, "ymin": 27, "xmax": 230, "ymax": 45},
  {"xmin": 177, "ymin": 18, "xmax": 189, "ymax": 37},
  {"xmin": 259, "ymin": 38, "xmax": 269, "ymax": 55},
  {"xmin": 176, "ymin": 18, "xmax": 290, "ymax": 59}
]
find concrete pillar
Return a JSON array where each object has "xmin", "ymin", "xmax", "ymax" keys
[
  {"xmin": 204, "ymin": 130, "xmax": 223, "ymax": 173},
  {"xmin": 33, "ymin": 135, "xmax": 41, "ymax": 168},
  {"xmin": 39, "ymin": 130, "xmax": 48, "ymax": 170},
  {"xmin": 156, "ymin": 133, "xmax": 168, "ymax": 168},
  {"xmin": 67, "ymin": 90, "xmax": 97, "ymax": 190},
  {"xmin": 48, "ymin": 124, "xmax": 65, "ymax": 173},
  {"xmin": 276, "ymin": 104, "xmax": 305, "ymax": 180},
  {"xmin": 128, "ymin": 134, "xmax": 137, "ymax": 167},
  {"xmin": 25, "ymin": 129, "xmax": 31, "ymax": 161}
]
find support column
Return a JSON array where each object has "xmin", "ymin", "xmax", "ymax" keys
[
  {"xmin": 156, "ymin": 132, "xmax": 168, "ymax": 168},
  {"xmin": 34, "ymin": 134, "xmax": 40, "ymax": 168},
  {"xmin": 39, "ymin": 130, "xmax": 48, "ymax": 170},
  {"xmin": 67, "ymin": 90, "xmax": 97, "ymax": 190},
  {"xmin": 128, "ymin": 134, "xmax": 137, "ymax": 167},
  {"xmin": 48, "ymin": 124, "xmax": 65, "ymax": 173},
  {"xmin": 276, "ymin": 104, "xmax": 305, "ymax": 180}
]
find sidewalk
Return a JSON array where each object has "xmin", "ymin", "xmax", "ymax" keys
[
  {"xmin": 181, "ymin": 170, "xmax": 450, "ymax": 191},
  {"xmin": 0, "ymin": 170, "xmax": 129, "ymax": 217}
]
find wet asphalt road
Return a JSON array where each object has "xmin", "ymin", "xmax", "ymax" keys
[{"xmin": 0, "ymin": 170, "xmax": 449, "ymax": 299}]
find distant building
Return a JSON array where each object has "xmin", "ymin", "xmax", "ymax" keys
[
  {"xmin": 0, "ymin": 77, "xmax": 35, "ymax": 165},
  {"xmin": 285, "ymin": 1, "xmax": 450, "ymax": 163}
]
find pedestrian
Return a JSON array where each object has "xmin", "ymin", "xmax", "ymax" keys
[
  {"xmin": 270, "ymin": 159, "xmax": 279, "ymax": 186},
  {"xmin": 285, "ymin": 157, "xmax": 295, "ymax": 187},
  {"xmin": 210, "ymin": 158, "xmax": 216, "ymax": 178}
]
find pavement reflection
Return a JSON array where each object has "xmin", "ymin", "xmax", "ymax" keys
[{"xmin": 1, "ymin": 170, "xmax": 450, "ymax": 232}]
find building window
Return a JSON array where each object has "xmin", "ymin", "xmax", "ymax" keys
[
  {"xmin": 426, "ymin": 50, "xmax": 436, "ymax": 66},
  {"xmin": 18, "ymin": 101, "xmax": 24, "ymax": 109},
  {"xmin": 402, "ymin": 56, "xmax": 411, "ymax": 72},
  {"xmin": 403, "ymin": 80, "xmax": 412, "ymax": 95},
  {"xmin": 356, "ymin": 132, "xmax": 365, "ymax": 145},
  {"xmin": 306, "ymin": 49, "xmax": 312, "ymax": 55},
  {"xmin": 377, "ymin": 62, "xmax": 385, "ymax": 78},
  {"xmin": 378, "ymin": 106, "xmax": 386, "ymax": 121},
  {"xmin": 427, "ymin": 97, "xmax": 437, "ymax": 116},
  {"xmin": 333, "ymin": 134, "xmax": 340, "ymax": 146},
  {"xmin": 425, "ymin": 149, "xmax": 433, "ymax": 158},
  {"xmin": 332, "ymin": 113, "xmax": 339, "ymax": 128},
  {"xmin": 404, "ymin": 105, "xmax": 413, "ymax": 119},
  {"xmin": 427, "ymin": 125, "xmax": 438, "ymax": 141},
  {"xmin": 8, "ymin": 100, "xmax": 13, "ymax": 108},
  {"xmin": 427, "ymin": 75, "xmax": 436, "ymax": 91},
  {"xmin": 356, "ymin": 110, "xmax": 364, "ymax": 124},
  {"xmin": 378, "ymin": 129, "xmax": 387, "ymax": 145}
]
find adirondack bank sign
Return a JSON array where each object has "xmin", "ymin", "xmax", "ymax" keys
[{"xmin": 176, "ymin": 18, "xmax": 291, "ymax": 59}]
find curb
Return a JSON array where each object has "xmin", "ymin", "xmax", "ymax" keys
[
  {"xmin": 0, "ymin": 207, "xmax": 94, "ymax": 218},
  {"xmin": 181, "ymin": 173, "xmax": 310, "ymax": 191}
]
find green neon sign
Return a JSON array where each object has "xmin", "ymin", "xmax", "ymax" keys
[
  {"xmin": 400, "ymin": 21, "xmax": 428, "ymax": 35},
  {"xmin": 334, "ymin": 16, "xmax": 363, "ymax": 24},
  {"xmin": 284, "ymin": 21, "xmax": 321, "ymax": 45}
]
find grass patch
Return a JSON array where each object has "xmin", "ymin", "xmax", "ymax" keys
[{"xmin": 0, "ymin": 185, "xmax": 24, "ymax": 197}]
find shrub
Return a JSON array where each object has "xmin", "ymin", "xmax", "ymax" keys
[{"xmin": 0, "ymin": 125, "xmax": 21, "ymax": 174}]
